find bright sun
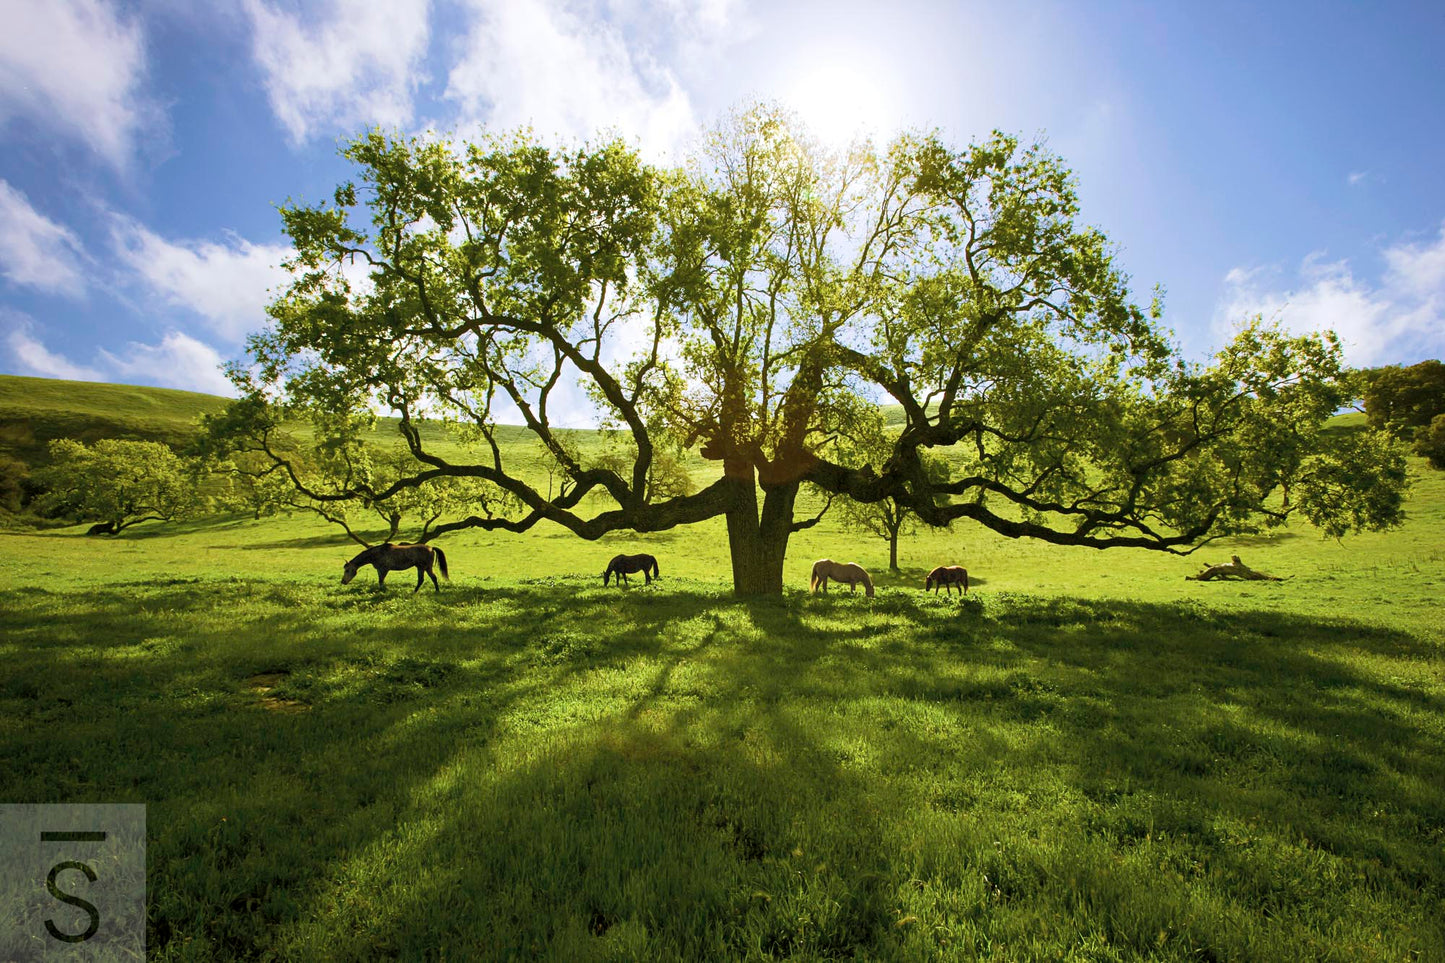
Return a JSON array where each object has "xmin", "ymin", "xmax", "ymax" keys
[{"xmin": 784, "ymin": 51, "xmax": 899, "ymax": 147}]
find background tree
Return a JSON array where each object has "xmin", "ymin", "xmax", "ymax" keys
[
  {"xmin": 34, "ymin": 438, "xmax": 201, "ymax": 533},
  {"xmin": 1360, "ymin": 360, "xmax": 1445, "ymax": 435},
  {"xmin": 199, "ymin": 399, "xmax": 514, "ymax": 545},
  {"xmin": 826, "ymin": 414, "xmax": 951, "ymax": 571},
  {"xmin": 0, "ymin": 454, "xmax": 28, "ymax": 514},
  {"xmin": 1415, "ymin": 413, "xmax": 1445, "ymax": 470},
  {"xmin": 220, "ymin": 109, "xmax": 1408, "ymax": 597}
]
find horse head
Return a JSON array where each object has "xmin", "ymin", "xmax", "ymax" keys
[{"xmin": 341, "ymin": 561, "xmax": 360, "ymax": 584}]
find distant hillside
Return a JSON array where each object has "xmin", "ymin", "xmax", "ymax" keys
[
  {"xmin": 0, "ymin": 375, "xmax": 574, "ymax": 470},
  {"xmin": 0, "ymin": 375, "xmax": 233, "ymax": 466}
]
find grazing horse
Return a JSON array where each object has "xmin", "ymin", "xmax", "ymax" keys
[
  {"xmin": 604, "ymin": 553, "xmax": 659, "ymax": 586},
  {"xmin": 342, "ymin": 543, "xmax": 449, "ymax": 593},
  {"xmin": 86, "ymin": 521, "xmax": 116, "ymax": 536},
  {"xmin": 810, "ymin": 559, "xmax": 875, "ymax": 597},
  {"xmin": 925, "ymin": 565, "xmax": 969, "ymax": 595}
]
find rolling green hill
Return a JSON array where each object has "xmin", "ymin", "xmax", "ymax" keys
[
  {"xmin": 0, "ymin": 374, "xmax": 602, "ymax": 470},
  {"xmin": 0, "ymin": 375, "xmax": 232, "ymax": 466}
]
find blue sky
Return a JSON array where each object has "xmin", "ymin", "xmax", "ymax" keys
[{"xmin": 2, "ymin": 0, "xmax": 1442, "ymax": 400}]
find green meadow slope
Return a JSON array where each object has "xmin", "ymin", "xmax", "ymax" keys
[
  {"xmin": 1, "ymin": 375, "xmax": 1442, "ymax": 959},
  {"xmin": 0, "ymin": 375, "xmax": 232, "ymax": 466}
]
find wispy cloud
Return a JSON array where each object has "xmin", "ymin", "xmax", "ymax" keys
[
  {"xmin": 2, "ymin": 309, "xmax": 233, "ymax": 394},
  {"xmin": 1347, "ymin": 170, "xmax": 1369, "ymax": 186},
  {"xmin": 110, "ymin": 218, "xmax": 290, "ymax": 342},
  {"xmin": 0, "ymin": 180, "xmax": 88, "ymax": 296},
  {"xmin": 100, "ymin": 330, "xmax": 234, "ymax": 395},
  {"xmin": 243, "ymin": 0, "xmax": 431, "ymax": 145},
  {"xmin": 3, "ymin": 310, "xmax": 105, "ymax": 381},
  {"xmin": 441, "ymin": 0, "xmax": 727, "ymax": 158},
  {"xmin": 1215, "ymin": 223, "xmax": 1445, "ymax": 366},
  {"xmin": 0, "ymin": 0, "xmax": 162, "ymax": 167}
]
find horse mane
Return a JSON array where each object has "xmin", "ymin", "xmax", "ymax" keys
[{"xmin": 346, "ymin": 545, "xmax": 379, "ymax": 567}]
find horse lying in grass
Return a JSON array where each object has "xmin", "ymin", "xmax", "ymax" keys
[
  {"xmin": 604, "ymin": 553, "xmax": 659, "ymax": 586},
  {"xmin": 925, "ymin": 565, "xmax": 969, "ymax": 595},
  {"xmin": 810, "ymin": 559, "xmax": 875, "ymax": 597},
  {"xmin": 342, "ymin": 543, "xmax": 449, "ymax": 593}
]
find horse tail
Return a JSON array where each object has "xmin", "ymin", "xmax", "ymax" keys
[
  {"xmin": 651, "ymin": 557, "xmax": 660, "ymax": 578},
  {"xmin": 961, "ymin": 568, "xmax": 968, "ymax": 594},
  {"xmin": 434, "ymin": 546, "xmax": 449, "ymax": 580}
]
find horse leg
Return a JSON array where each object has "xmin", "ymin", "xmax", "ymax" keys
[
  {"xmin": 377, "ymin": 568, "xmax": 388, "ymax": 590},
  {"xmin": 428, "ymin": 566, "xmax": 440, "ymax": 592},
  {"xmin": 414, "ymin": 567, "xmax": 425, "ymax": 593}
]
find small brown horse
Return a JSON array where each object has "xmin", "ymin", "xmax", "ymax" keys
[
  {"xmin": 604, "ymin": 553, "xmax": 659, "ymax": 586},
  {"xmin": 925, "ymin": 565, "xmax": 969, "ymax": 595},
  {"xmin": 342, "ymin": 543, "xmax": 449, "ymax": 593},
  {"xmin": 810, "ymin": 559, "xmax": 875, "ymax": 597}
]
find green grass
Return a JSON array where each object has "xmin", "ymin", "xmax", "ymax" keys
[
  {"xmin": 2, "ymin": 485, "xmax": 1444, "ymax": 959},
  {"xmin": 2, "ymin": 376, "xmax": 1443, "ymax": 959}
]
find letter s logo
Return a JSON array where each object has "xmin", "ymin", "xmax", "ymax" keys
[{"xmin": 45, "ymin": 860, "xmax": 101, "ymax": 943}]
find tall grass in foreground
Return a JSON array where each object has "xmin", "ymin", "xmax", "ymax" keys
[{"xmin": 2, "ymin": 574, "xmax": 1441, "ymax": 960}]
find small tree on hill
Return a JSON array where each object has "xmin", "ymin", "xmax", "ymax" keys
[
  {"xmin": 1360, "ymin": 360, "xmax": 1445, "ymax": 435},
  {"xmin": 0, "ymin": 454, "xmax": 28, "ymax": 514},
  {"xmin": 1415, "ymin": 413, "xmax": 1445, "ymax": 470},
  {"xmin": 199, "ymin": 397, "xmax": 515, "ymax": 545},
  {"xmin": 34, "ymin": 438, "xmax": 201, "ymax": 533},
  {"xmin": 827, "ymin": 415, "xmax": 951, "ymax": 571}
]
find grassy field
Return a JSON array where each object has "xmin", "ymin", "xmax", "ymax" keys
[{"xmin": 1, "ymin": 377, "xmax": 1443, "ymax": 960}]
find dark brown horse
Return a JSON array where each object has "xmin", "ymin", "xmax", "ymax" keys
[
  {"xmin": 342, "ymin": 543, "xmax": 449, "ymax": 593},
  {"xmin": 925, "ymin": 565, "xmax": 969, "ymax": 595},
  {"xmin": 604, "ymin": 553, "xmax": 659, "ymax": 586}
]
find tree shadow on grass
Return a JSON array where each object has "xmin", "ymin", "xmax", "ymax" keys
[{"xmin": 1, "ymin": 583, "xmax": 1441, "ymax": 959}]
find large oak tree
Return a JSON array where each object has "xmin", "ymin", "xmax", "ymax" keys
[{"xmin": 220, "ymin": 108, "xmax": 1407, "ymax": 596}]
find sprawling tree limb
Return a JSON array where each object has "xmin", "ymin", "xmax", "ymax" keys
[{"xmin": 215, "ymin": 111, "xmax": 1407, "ymax": 596}]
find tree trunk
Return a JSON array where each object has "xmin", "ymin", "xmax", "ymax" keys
[
  {"xmin": 889, "ymin": 529, "xmax": 899, "ymax": 571},
  {"xmin": 723, "ymin": 466, "xmax": 796, "ymax": 597}
]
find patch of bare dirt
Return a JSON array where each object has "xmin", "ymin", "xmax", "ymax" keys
[{"xmin": 246, "ymin": 670, "xmax": 309, "ymax": 713}]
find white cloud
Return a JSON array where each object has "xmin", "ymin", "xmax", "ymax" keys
[
  {"xmin": 442, "ymin": 0, "xmax": 710, "ymax": 159},
  {"xmin": 100, "ymin": 330, "xmax": 234, "ymax": 395},
  {"xmin": 0, "ymin": 181, "xmax": 87, "ymax": 295},
  {"xmin": 3, "ymin": 311, "xmax": 106, "ymax": 381},
  {"xmin": 111, "ymin": 218, "xmax": 290, "ymax": 341},
  {"xmin": 244, "ymin": 0, "xmax": 431, "ymax": 144},
  {"xmin": 2, "ymin": 309, "xmax": 233, "ymax": 394},
  {"xmin": 1215, "ymin": 225, "xmax": 1445, "ymax": 366},
  {"xmin": 1383, "ymin": 222, "xmax": 1445, "ymax": 302},
  {"xmin": 1347, "ymin": 170, "xmax": 1368, "ymax": 187},
  {"xmin": 0, "ymin": 0, "xmax": 160, "ymax": 166}
]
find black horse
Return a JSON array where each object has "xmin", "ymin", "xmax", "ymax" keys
[
  {"xmin": 604, "ymin": 553, "xmax": 659, "ymax": 586},
  {"xmin": 342, "ymin": 543, "xmax": 449, "ymax": 593}
]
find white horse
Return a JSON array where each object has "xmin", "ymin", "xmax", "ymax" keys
[{"xmin": 810, "ymin": 559, "xmax": 875, "ymax": 597}]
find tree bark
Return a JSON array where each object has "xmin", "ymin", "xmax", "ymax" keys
[
  {"xmin": 723, "ymin": 466, "xmax": 796, "ymax": 597},
  {"xmin": 889, "ymin": 529, "xmax": 899, "ymax": 572}
]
